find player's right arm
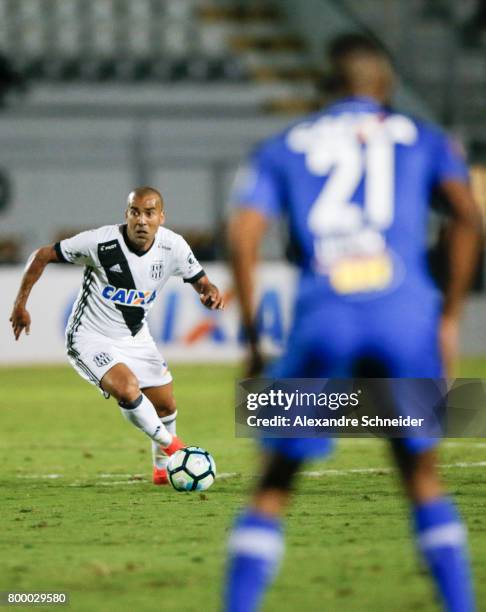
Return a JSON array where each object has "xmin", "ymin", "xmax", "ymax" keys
[
  {"xmin": 10, "ymin": 228, "xmax": 99, "ymax": 340},
  {"xmin": 9, "ymin": 244, "xmax": 60, "ymax": 340},
  {"xmin": 228, "ymin": 209, "xmax": 269, "ymax": 376},
  {"xmin": 228, "ymin": 145, "xmax": 283, "ymax": 377}
]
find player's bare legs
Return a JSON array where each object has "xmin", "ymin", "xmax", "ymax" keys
[
  {"xmin": 391, "ymin": 441, "xmax": 475, "ymax": 611},
  {"xmin": 100, "ymin": 363, "xmax": 184, "ymax": 460},
  {"xmin": 249, "ymin": 451, "xmax": 294, "ymax": 516},
  {"xmin": 143, "ymin": 383, "xmax": 176, "ymax": 417},
  {"xmin": 251, "ymin": 448, "xmax": 443, "ymax": 526},
  {"xmin": 253, "ymin": 448, "xmax": 442, "ymax": 515},
  {"xmin": 251, "ymin": 490, "xmax": 289, "ymax": 516},
  {"xmin": 225, "ymin": 451, "xmax": 299, "ymax": 612},
  {"xmin": 392, "ymin": 445, "xmax": 443, "ymax": 503},
  {"xmin": 143, "ymin": 383, "xmax": 181, "ymax": 485}
]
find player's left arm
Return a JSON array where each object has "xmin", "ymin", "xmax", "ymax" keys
[
  {"xmin": 439, "ymin": 179, "xmax": 483, "ymax": 318},
  {"xmin": 174, "ymin": 235, "xmax": 224, "ymax": 310},
  {"xmin": 191, "ymin": 275, "xmax": 225, "ymax": 310},
  {"xmin": 438, "ymin": 179, "xmax": 483, "ymax": 375},
  {"xmin": 432, "ymin": 132, "xmax": 484, "ymax": 374}
]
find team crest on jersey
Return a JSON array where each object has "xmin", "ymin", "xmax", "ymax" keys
[
  {"xmin": 150, "ymin": 261, "xmax": 164, "ymax": 280},
  {"xmin": 93, "ymin": 352, "xmax": 113, "ymax": 367},
  {"xmin": 102, "ymin": 285, "xmax": 157, "ymax": 306}
]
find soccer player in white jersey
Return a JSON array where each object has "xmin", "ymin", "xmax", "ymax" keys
[{"xmin": 10, "ymin": 186, "xmax": 224, "ymax": 485}]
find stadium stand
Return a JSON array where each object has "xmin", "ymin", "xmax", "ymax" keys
[
  {"xmin": 0, "ymin": 0, "xmax": 320, "ymax": 113},
  {"xmin": 0, "ymin": 0, "xmax": 481, "ymax": 128},
  {"xmin": 341, "ymin": 0, "xmax": 486, "ymax": 132}
]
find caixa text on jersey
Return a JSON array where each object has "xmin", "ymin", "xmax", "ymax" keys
[{"xmin": 101, "ymin": 285, "xmax": 157, "ymax": 306}]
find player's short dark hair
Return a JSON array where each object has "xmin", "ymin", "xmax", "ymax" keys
[
  {"xmin": 128, "ymin": 186, "xmax": 164, "ymax": 209},
  {"xmin": 327, "ymin": 32, "xmax": 390, "ymax": 62},
  {"xmin": 321, "ymin": 32, "xmax": 393, "ymax": 95}
]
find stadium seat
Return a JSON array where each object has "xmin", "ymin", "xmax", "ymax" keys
[{"xmin": 0, "ymin": 0, "xmax": 322, "ymax": 117}]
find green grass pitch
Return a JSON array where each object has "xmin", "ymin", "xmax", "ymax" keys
[{"xmin": 0, "ymin": 362, "xmax": 485, "ymax": 611}]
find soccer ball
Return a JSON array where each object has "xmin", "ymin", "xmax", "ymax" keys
[{"xmin": 167, "ymin": 447, "xmax": 216, "ymax": 492}]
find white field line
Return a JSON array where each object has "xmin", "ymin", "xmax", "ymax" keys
[
  {"xmin": 15, "ymin": 464, "xmax": 486, "ymax": 486},
  {"xmin": 99, "ymin": 473, "xmax": 145, "ymax": 478},
  {"xmin": 15, "ymin": 445, "xmax": 486, "ymax": 482},
  {"xmin": 96, "ymin": 480, "xmax": 145, "ymax": 486},
  {"xmin": 96, "ymin": 472, "xmax": 240, "ymax": 479},
  {"xmin": 16, "ymin": 474, "xmax": 63, "ymax": 479},
  {"xmin": 66, "ymin": 471, "xmax": 239, "ymax": 487},
  {"xmin": 301, "ymin": 461, "xmax": 486, "ymax": 477},
  {"xmin": 338, "ymin": 440, "xmax": 486, "ymax": 449},
  {"xmin": 444, "ymin": 442, "xmax": 486, "ymax": 448},
  {"xmin": 83, "ymin": 472, "xmax": 239, "ymax": 486},
  {"xmin": 16, "ymin": 471, "xmax": 237, "ymax": 481}
]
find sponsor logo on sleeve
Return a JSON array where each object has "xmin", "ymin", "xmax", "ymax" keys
[{"xmin": 100, "ymin": 243, "xmax": 117, "ymax": 252}]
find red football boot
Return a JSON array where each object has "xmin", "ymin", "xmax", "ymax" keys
[
  {"xmin": 160, "ymin": 435, "xmax": 185, "ymax": 457},
  {"xmin": 152, "ymin": 466, "xmax": 169, "ymax": 485}
]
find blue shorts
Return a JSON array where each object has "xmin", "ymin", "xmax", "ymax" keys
[
  {"xmin": 261, "ymin": 293, "xmax": 442, "ymax": 460},
  {"xmin": 261, "ymin": 437, "xmax": 335, "ymax": 461},
  {"xmin": 261, "ymin": 436, "xmax": 437, "ymax": 461}
]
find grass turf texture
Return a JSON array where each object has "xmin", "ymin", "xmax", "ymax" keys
[{"xmin": 0, "ymin": 363, "xmax": 485, "ymax": 612}]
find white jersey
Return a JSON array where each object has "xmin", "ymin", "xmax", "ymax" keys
[{"xmin": 56, "ymin": 224, "xmax": 204, "ymax": 342}]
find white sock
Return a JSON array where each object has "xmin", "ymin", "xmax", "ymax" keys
[
  {"xmin": 119, "ymin": 394, "xmax": 172, "ymax": 447},
  {"xmin": 152, "ymin": 411, "xmax": 177, "ymax": 469}
]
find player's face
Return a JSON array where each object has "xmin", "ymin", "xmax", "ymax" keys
[{"xmin": 125, "ymin": 195, "xmax": 165, "ymax": 250}]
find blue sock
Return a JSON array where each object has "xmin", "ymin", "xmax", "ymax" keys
[
  {"xmin": 224, "ymin": 510, "xmax": 284, "ymax": 612},
  {"xmin": 414, "ymin": 497, "xmax": 475, "ymax": 612}
]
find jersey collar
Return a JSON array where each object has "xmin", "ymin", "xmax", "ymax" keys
[
  {"xmin": 121, "ymin": 224, "xmax": 156, "ymax": 257},
  {"xmin": 327, "ymin": 96, "xmax": 388, "ymax": 113}
]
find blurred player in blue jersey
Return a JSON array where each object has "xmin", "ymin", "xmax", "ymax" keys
[{"xmin": 224, "ymin": 34, "xmax": 481, "ymax": 612}]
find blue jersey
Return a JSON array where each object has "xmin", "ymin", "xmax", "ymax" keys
[
  {"xmin": 233, "ymin": 97, "xmax": 468, "ymax": 310},
  {"xmin": 233, "ymin": 98, "xmax": 469, "ymax": 458}
]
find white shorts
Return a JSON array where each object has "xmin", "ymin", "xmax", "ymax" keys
[{"xmin": 66, "ymin": 328, "xmax": 173, "ymax": 394}]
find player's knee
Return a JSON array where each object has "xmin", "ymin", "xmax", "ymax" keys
[
  {"xmin": 252, "ymin": 453, "xmax": 301, "ymax": 516},
  {"xmin": 390, "ymin": 439, "xmax": 417, "ymax": 480},
  {"xmin": 258, "ymin": 452, "xmax": 302, "ymax": 493},
  {"xmin": 147, "ymin": 391, "xmax": 176, "ymax": 417},
  {"xmin": 391, "ymin": 442, "xmax": 442, "ymax": 501},
  {"xmin": 412, "ymin": 452, "xmax": 441, "ymax": 485},
  {"xmin": 162, "ymin": 397, "xmax": 176, "ymax": 415},
  {"xmin": 115, "ymin": 377, "xmax": 141, "ymax": 404}
]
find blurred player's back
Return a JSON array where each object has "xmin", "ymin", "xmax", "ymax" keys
[
  {"xmin": 234, "ymin": 98, "xmax": 469, "ymax": 379},
  {"xmin": 237, "ymin": 99, "xmax": 467, "ymax": 305}
]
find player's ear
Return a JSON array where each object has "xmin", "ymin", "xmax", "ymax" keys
[{"xmin": 159, "ymin": 210, "xmax": 165, "ymax": 225}]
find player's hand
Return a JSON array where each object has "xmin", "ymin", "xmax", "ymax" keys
[
  {"xmin": 439, "ymin": 313, "xmax": 459, "ymax": 378},
  {"xmin": 245, "ymin": 346, "xmax": 265, "ymax": 378},
  {"xmin": 9, "ymin": 304, "xmax": 31, "ymax": 340},
  {"xmin": 199, "ymin": 284, "xmax": 224, "ymax": 310}
]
